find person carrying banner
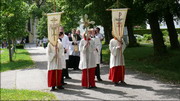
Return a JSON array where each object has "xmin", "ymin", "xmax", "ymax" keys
[
  {"xmin": 109, "ymin": 37, "xmax": 126, "ymax": 86},
  {"xmin": 47, "ymin": 12, "xmax": 64, "ymax": 91},
  {"xmin": 47, "ymin": 40, "xmax": 65, "ymax": 91},
  {"xmin": 79, "ymin": 31, "xmax": 97, "ymax": 88},
  {"xmin": 108, "ymin": 8, "xmax": 128, "ymax": 86}
]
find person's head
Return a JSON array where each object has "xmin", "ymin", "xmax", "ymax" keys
[
  {"xmin": 88, "ymin": 29, "xmax": 93, "ymax": 36},
  {"xmin": 76, "ymin": 30, "xmax": 80, "ymax": 35},
  {"xmin": 71, "ymin": 28, "xmax": 76, "ymax": 34},
  {"xmin": 68, "ymin": 33, "xmax": 71, "ymax": 37},
  {"xmin": 96, "ymin": 27, "xmax": 100, "ymax": 33},
  {"xmin": 82, "ymin": 31, "xmax": 90, "ymax": 39},
  {"xmin": 91, "ymin": 29, "xmax": 96, "ymax": 36},
  {"xmin": 59, "ymin": 26, "xmax": 64, "ymax": 32},
  {"xmin": 59, "ymin": 32, "xmax": 64, "ymax": 38}
]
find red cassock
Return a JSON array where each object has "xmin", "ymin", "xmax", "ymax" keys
[
  {"xmin": 109, "ymin": 66, "xmax": 125, "ymax": 83},
  {"xmin": 48, "ymin": 70, "xmax": 62, "ymax": 87},
  {"xmin": 82, "ymin": 67, "xmax": 96, "ymax": 88}
]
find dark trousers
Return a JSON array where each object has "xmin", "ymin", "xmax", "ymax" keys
[
  {"xmin": 95, "ymin": 64, "xmax": 101, "ymax": 79},
  {"xmin": 61, "ymin": 60, "xmax": 70, "ymax": 83},
  {"xmin": 69, "ymin": 55, "xmax": 80, "ymax": 70}
]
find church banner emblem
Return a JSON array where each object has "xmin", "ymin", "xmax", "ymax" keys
[
  {"xmin": 111, "ymin": 9, "xmax": 128, "ymax": 41},
  {"xmin": 47, "ymin": 12, "xmax": 63, "ymax": 46}
]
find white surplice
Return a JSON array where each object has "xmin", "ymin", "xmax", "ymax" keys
[
  {"xmin": 109, "ymin": 38, "xmax": 126, "ymax": 68},
  {"xmin": 60, "ymin": 34, "xmax": 70, "ymax": 60},
  {"xmin": 91, "ymin": 36, "xmax": 102, "ymax": 64},
  {"xmin": 47, "ymin": 41, "xmax": 66, "ymax": 70},
  {"xmin": 78, "ymin": 39, "xmax": 96, "ymax": 70}
]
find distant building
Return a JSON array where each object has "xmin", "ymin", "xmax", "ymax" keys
[{"xmin": 26, "ymin": 18, "xmax": 38, "ymax": 43}]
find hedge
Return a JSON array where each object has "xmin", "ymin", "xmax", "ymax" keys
[{"xmin": 134, "ymin": 28, "xmax": 180, "ymax": 35}]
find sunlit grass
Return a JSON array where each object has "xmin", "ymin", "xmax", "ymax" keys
[
  {"xmin": 102, "ymin": 44, "xmax": 180, "ymax": 84},
  {"xmin": 0, "ymin": 48, "xmax": 34, "ymax": 72},
  {"xmin": 0, "ymin": 88, "xmax": 56, "ymax": 100}
]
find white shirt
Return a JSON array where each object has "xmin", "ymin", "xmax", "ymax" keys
[
  {"xmin": 91, "ymin": 36, "xmax": 102, "ymax": 64},
  {"xmin": 78, "ymin": 39, "xmax": 96, "ymax": 70},
  {"xmin": 43, "ymin": 38, "xmax": 48, "ymax": 43},
  {"xmin": 47, "ymin": 41, "xmax": 66, "ymax": 70},
  {"xmin": 60, "ymin": 34, "xmax": 70, "ymax": 60},
  {"xmin": 96, "ymin": 33, "xmax": 104, "ymax": 41},
  {"xmin": 109, "ymin": 39, "xmax": 126, "ymax": 68}
]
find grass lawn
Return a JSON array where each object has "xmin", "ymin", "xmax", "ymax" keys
[
  {"xmin": 0, "ymin": 88, "xmax": 56, "ymax": 100},
  {"xmin": 0, "ymin": 48, "xmax": 34, "ymax": 72},
  {"xmin": 102, "ymin": 44, "xmax": 180, "ymax": 84}
]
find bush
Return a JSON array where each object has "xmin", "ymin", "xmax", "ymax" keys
[
  {"xmin": 143, "ymin": 34, "xmax": 152, "ymax": 41},
  {"xmin": 16, "ymin": 44, "xmax": 24, "ymax": 49}
]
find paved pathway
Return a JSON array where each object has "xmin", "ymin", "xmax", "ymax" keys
[{"xmin": 1, "ymin": 44, "xmax": 180, "ymax": 100}]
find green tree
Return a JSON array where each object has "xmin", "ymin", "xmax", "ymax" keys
[
  {"xmin": 144, "ymin": 0, "xmax": 167, "ymax": 55},
  {"xmin": 162, "ymin": 0, "xmax": 180, "ymax": 49},
  {"xmin": 1, "ymin": 0, "xmax": 29, "ymax": 61}
]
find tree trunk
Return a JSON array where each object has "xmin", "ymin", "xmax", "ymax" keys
[
  {"xmin": 148, "ymin": 12, "xmax": 167, "ymax": 56},
  {"xmin": 126, "ymin": 11, "xmax": 138, "ymax": 47},
  {"xmin": 164, "ymin": 8, "xmax": 180, "ymax": 49},
  {"xmin": 7, "ymin": 34, "xmax": 13, "ymax": 62},
  {"xmin": 104, "ymin": 24, "xmax": 112, "ymax": 44}
]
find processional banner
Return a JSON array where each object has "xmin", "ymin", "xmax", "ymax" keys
[
  {"xmin": 47, "ymin": 12, "xmax": 63, "ymax": 46},
  {"xmin": 111, "ymin": 8, "xmax": 128, "ymax": 41}
]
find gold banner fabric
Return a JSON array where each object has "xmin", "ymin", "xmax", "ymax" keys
[
  {"xmin": 112, "ymin": 9, "xmax": 128, "ymax": 41},
  {"xmin": 47, "ymin": 12, "xmax": 63, "ymax": 46}
]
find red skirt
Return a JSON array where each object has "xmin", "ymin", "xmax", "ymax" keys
[
  {"xmin": 82, "ymin": 67, "xmax": 96, "ymax": 88},
  {"xmin": 48, "ymin": 70, "xmax": 62, "ymax": 87},
  {"xmin": 109, "ymin": 66, "xmax": 125, "ymax": 83}
]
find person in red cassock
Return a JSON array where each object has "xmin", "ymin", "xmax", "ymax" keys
[
  {"xmin": 78, "ymin": 31, "xmax": 97, "ymax": 89},
  {"xmin": 109, "ymin": 37, "xmax": 127, "ymax": 86},
  {"xmin": 47, "ymin": 40, "xmax": 66, "ymax": 91}
]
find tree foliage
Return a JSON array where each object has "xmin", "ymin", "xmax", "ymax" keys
[{"xmin": 0, "ymin": 0, "xmax": 30, "ymax": 61}]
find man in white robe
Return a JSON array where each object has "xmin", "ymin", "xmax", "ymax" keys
[
  {"xmin": 109, "ymin": 38, "xmax": 126, "ymax": 86},
  {"xmin": 47, "ymin": 40, "xmax": 65, "ymax": 91},
  {"xmin": 91, "ymin": 29, "xmax": 103, "ymax": 81},
  {"xmin": 79, "ymin": 32, "xmax": 97, "ymax": 88},
  {"xmin": 95, "ymin": 27, "xmax": 104, "ymax": 63},
  {"xmin": 59, "ymin": 26, "xmax": 72, "ymax": 85}
]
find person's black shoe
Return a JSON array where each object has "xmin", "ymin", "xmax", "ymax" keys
[
  {"xmin": 97, "ymin": 78, "xmax": 103, "ymax": 81},
  {"xmin": 120, "ymin": 81, "xmax": 127, "ymax": 85},
  {"xmin": 65, "ymin": 77, "xmax": 72, "ymax": 79},
  {"xmin": 90, "ymin": 86, "xmax": 97, "ymax": 89},
  {"xmin": 82, "ymin": 87, "xmax": 90, "ymax": 89},
  {"xmin": 57, "ymin": 86, "xmax": 64, "ymax": 89},
  {"xmin": 50, "ymin": 87, "xmax": 56, "ymax": 91},
  {"xmin": 74, "ymin": 68, "xmax": 80, "ymax": 70},
  {"xmin": 114, "ymin": 82, "xmax": 119, "ymax": 86},
  {"xmin": 62, "ymin": 82, "xmax": 67, "ymax": 85}
]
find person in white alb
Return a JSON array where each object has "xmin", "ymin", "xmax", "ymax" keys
[
  {"xmin": 59, "ymin": 26, "xmax": 72, "ymax": 85},
  {"xmin": 90, "ymin": 29, "xmax": 103, "ymax": 81},
  {"xmin": 109, "ymin": 37, "xmax": 126, "ymax": 86},
  {"xmin": 95, "ymin": 27, "xmax": 104, "ymax": 63},
  {"xmin": 47, "ymin": 40, "xmax": 65, "ymax": 91},
  {"xmin": 79, "ymin": 31, "xmax": 97, "ymax": 89}
]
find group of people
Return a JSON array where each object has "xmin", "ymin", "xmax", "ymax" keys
[{"xmin": 47, "ymin": 26, "xmax": 126, "ymax": 91}]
